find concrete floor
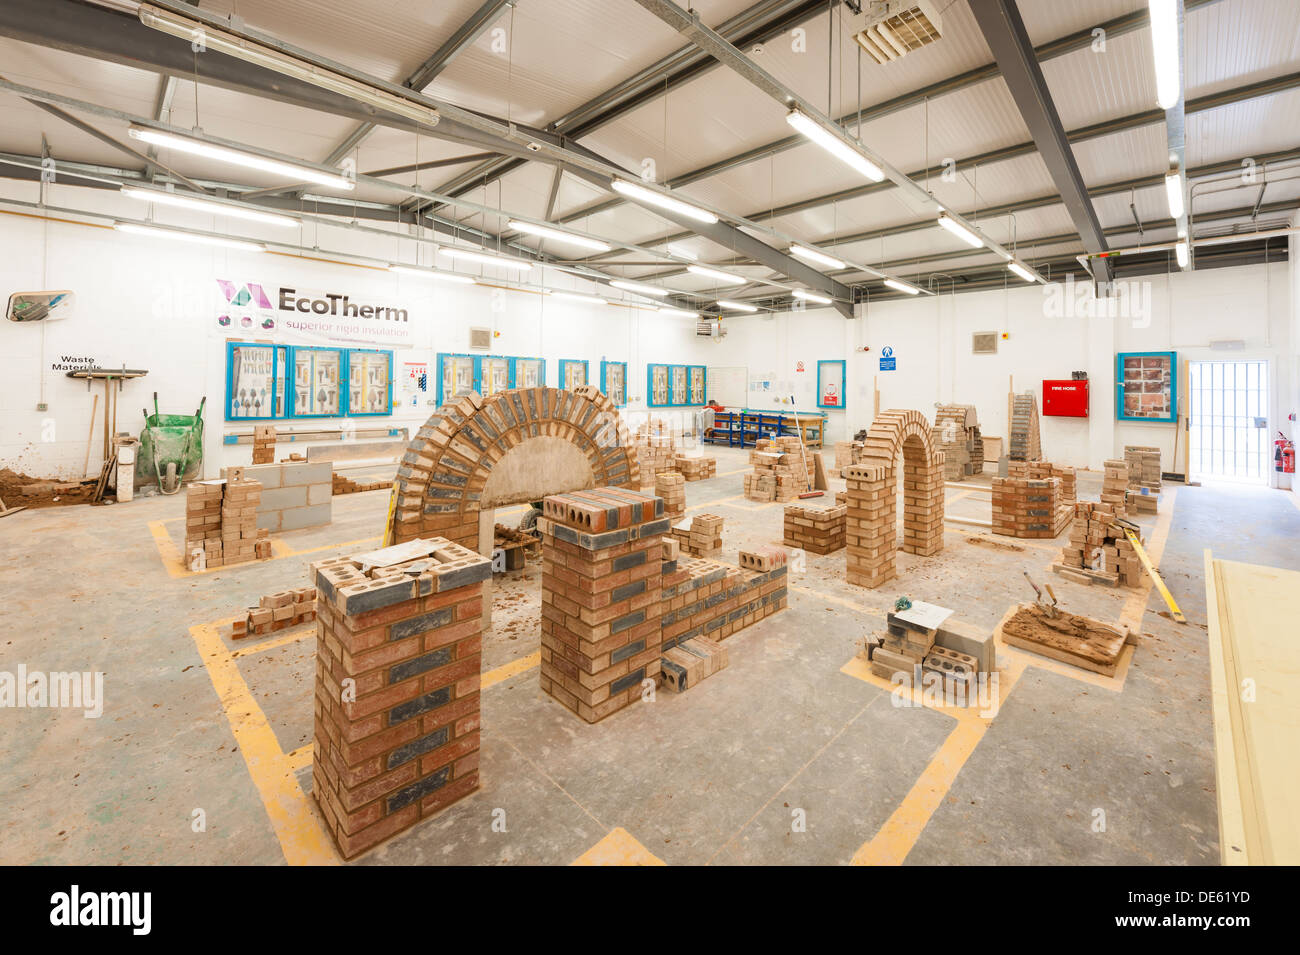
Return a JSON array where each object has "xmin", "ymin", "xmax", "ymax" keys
[{"xmin": 2, "ymin": 445, "xmax": 1297, "ymax": 865}]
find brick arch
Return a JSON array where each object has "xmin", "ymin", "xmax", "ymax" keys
[
  {"xmin": 387, "ymin": 386, "xmax": 638, "ymax": 550},
  {"xmin": 845, "ymin": 409, "xmax": 945, "ymax": 589}
]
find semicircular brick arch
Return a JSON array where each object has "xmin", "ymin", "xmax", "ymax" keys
[
  {"xmin": 845, "ymin": 409, "xmax": 945, "ymax": 589},
  {"xmin": 387, "ymin": 385, "xmax": 638, "ymax": 550}
]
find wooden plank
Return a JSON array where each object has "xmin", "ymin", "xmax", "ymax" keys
[{"xmin": 1204, "ymin": 551, "xmax": 1300, "ymax": 865}]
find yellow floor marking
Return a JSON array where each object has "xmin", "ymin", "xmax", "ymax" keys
[
  {"xmin": 847, "ymin": 654, "xmax": 1028, "ymax": 866},
  {"xmin": 188, "ymin": 619, "xmax": 338, "ymax": 866},
  {"xmin": 149, "ymin": 518, "xmax": 379, "ymax": 579},
  {"xmin": 687, "ymin": 493, "xmax": 742, "ymax": 511},
  {"xmin": 944, "ymin": 489, "xmax": 976, "ymax": 504},
  {"xmin": 571, "ymin": 827, "xmax": 666, "ymax": 866},
  {"xmin": 286, "ymin": 744, "xmax": 312, "ymax": 772},
  {"xmin": 482, "ymin": 650, "xmax": 540, "ymax": 689}
]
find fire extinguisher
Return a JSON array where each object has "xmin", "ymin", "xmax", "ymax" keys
[{"xmin": 1276, "ymin": 433, "xmax": 1296, "ymax": 473}]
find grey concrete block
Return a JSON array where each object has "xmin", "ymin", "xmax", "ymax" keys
[
  {"xmin": 259, "ymin": 485, "xmax": 307, "ymax": 511},
  {"xmin": 935, "ymin": 618, "xmax": 995, "ymax": 673},
  {"xmin": 307, "ymin": 482, "xmax": 332, "ymax": 506},
  {"xmin": 282, "ymin": 461, "xmax": 333, "ymax": 486},
  {"xmin": 279, "ymin": 502, "xmax": 331, "ymax": 530},
  {"xmin": 260, "ymin": 510, "xmax": 282, "ymax": 532},
  {"xmin": 240, "ymin": 463, "xmax": 282, "ymax": 489}
]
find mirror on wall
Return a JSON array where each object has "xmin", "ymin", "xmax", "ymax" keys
[{"xmin": 6, "ymin": 290, "xmax": 74, "ymax": 322}]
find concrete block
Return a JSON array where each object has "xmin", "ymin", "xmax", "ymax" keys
[
  {"xmin": 279, "ymin": 502, "xmax": 331, "ymax": 531},
  {"xmin": 308, "ymin": 482, "xmax": 332, "ymax": 506},
  {"xmin": 259, "ymin": 485, "xmax": 308, "ymax": 511},
  {"xmin": 935, "ymin": 618, "xmax": 995, "ymax": 673},
  {"xmin": 241, "ymin": 463, "xmax": 282, "ymax": 489},
  {"xmin": 282, "ymin": 461, "xmax": 333, "ymax": 486},
  {"xmin": 260, "ymin": 511, "xmax": 282, "ymax": 532}
]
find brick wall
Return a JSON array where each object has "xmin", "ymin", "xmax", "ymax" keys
[
  {"xmin": 222, "ymin": 461, "xmax": 332, "ymax": 532},
  {"xmin": 311, "ymin": 539, "xmax": 491, "ymax": 859},
  {"xmin": 783, "ymin": 501, "xmax": 847, "ymax": 554},
  {"xmin": 991, "ymin": 473, "xmax": 1073, "ymax": 538}
]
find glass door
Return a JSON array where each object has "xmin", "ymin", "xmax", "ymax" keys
[{"xmin": 1189, "ymin": 360, "xmax": 1269, "ymax": 483}]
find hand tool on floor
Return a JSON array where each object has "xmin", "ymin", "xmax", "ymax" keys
[
  {"xmin": 787, "ymin": 392, "xmax": 813, "ymax": 494},
  {"xmin": 1113, "ymin": 516, "xmax": 1187, "ymax": 624},
  {"xmin": 1023, "ymin": 571, "xmax": 1059, "ymax": 617},
  {"xmin": 0, "ymin": 496, "xmax": 27, "ymax": 519}
]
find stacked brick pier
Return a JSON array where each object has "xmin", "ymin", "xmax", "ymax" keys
[
  {"xmin": 844, "ymin": 464, "xmax": 894, "ymax": 587},
  {"xmin": 311, "ymin": 539, "xmax": 491, "ymax": 859},
  {"xmin": 538, "ymin": 488, "xmax": 670, "ymax": 723},
  {"xmin": 783, "ymin": 500, "xmax": 847, "ymax": 554}
]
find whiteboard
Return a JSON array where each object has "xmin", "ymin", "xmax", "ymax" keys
[{"xmin": 707, "ymin": 366, "xmax": 746, "ymax": 407}]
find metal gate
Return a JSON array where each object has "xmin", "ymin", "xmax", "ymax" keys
[{"xmin": 1188, "ymin": 360, "xmax": 1269, "ymax": 483}]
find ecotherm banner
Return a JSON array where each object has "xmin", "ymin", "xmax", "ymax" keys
[{"xmin": 215, "ymin": 278, "xmax": 416, "ymax": 346}]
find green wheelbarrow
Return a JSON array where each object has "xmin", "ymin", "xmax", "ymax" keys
[{"xmin": 139, "ymin": 392, "xmax": 206, "ymax": 495}]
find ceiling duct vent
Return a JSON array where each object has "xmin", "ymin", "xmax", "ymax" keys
[
  {"xmin": 972, "ymin": 331, "xmax": 998, "ymax": 355},
  {"xmin": 696, "ymin": 319, "xmax": 727, "ymax": 341},
  {"xmin": 469, "ymin": 327, "xmax": 492, "ymax": 350},
  {"xmin": 853, "ymin": 1, "xmax": 943, "ymax": 65}
]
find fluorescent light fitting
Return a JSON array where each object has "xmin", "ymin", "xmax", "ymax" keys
[
  {"xmin": 687, "ymin": 264, "xmax": 746, "ymax": 286},
  {"xmin": 609, "ymin": 279, "xmax": 670, "ymax": 297},
  {"xmin": 666, "ymin": 244, "xmax": 698, "ymax": 261},
  {"xmin": 1148, "ymin": 0, "xmax": 1182, "ymax": 110},
  {"xmin": 786, "ymin": 109, "xmax": 884, "ymax": 182},
  {"xmin": 936, "ymin": 212, "xmax": 983, "ymax": 248},
  {"xmin": 114, "ymin": 221, "xmax": 265, "ymax": 253},
  {"xmin": 792, "ymin": 289, "xmax": 833, "ymax": 305},
  {"xmin": 436, "ymin": 247, "xmax": 533, "ymax": 271},
  {"xmin": 137, "ymin": 5, "xmax": 440, "ymax": 127},
  {"xmin": 1175, "ymin": 240, "xmax": 1189, "ymax": 268},
  {"xmin": 549, "ymin": 290, "xmax": 609, "ymax": 305},
  {"xmin": 883, "ymin": 278, "xmax": 920, "ymax": 295},
  {"xmin": 120, "ymin": 186, "xmax": 298, "ymax": 227},
  {"xmin": 128, "ymin": 126, "xmax": 353, "ymax": 190},
  {"xmin": 717, "ymin": 300, "xmax": 758, "ymax": 313},
  {"xmin": 388, "ymin": 265, "xmax": 475, "ymax": 283},
  {"xmin": 1007, "ymin": 261, "xmax": 1036, "ymax": 283},
  {"xmin": 1164, "ymin": 171, "xmax": 1184, "ymax": 219},
  {"xmin": 610, "ymin": 179, "xmax": 718, "ymax": 224},
  {"xmin": 507, "ymin": 220, "xmax": 610, "ymax": 252},
  {"xmin": 789, "ymin": 244, "xmax": 845, "ymax": 270},
  {"xmin": 656, "ymin": 306, "xmax": 700, "ymax": 319}
]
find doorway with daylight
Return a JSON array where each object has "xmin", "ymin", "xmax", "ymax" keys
[{"xmin": 1188, "ymin": 359, "xmax": 1270, "ymax": 484}]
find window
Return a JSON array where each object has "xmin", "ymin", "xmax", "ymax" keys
[
  {"xmin": 225, "ymin": 342, "xmax": 391, "ymax": 420},
  {"xmin": 559, "ymin": 359, "xmax": 589, "ymax": 390},
  {"xmin": 601, "ymin": 360, "xmax": 627, "ymax": 406}
]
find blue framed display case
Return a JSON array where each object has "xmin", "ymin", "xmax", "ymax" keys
[
  {"xmin": 816, "ymin": 359, "xmax": 846, "ymax": 409},
  {"xmin": 509, "ymin": 356, "xmax": 546, "ymax": 389},
  {"xmin": 647, "ymin": 363, "xmax": 706, "ymax": 407},
  {"xmin": 1116, "ymin": 350, "xmax": 1177, "ymax": 423},
  {"xmin": 226, "ymin": 342, "xmax": 392, "ymax": 421},
  {"xmin": 558, "ymin": 359, "xmax": 589, "ymax": 390},
  {"xmin": 600, "ymin": 360, "xmax": 627, "ymax": 406}
]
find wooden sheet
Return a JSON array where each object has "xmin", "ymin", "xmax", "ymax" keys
[{"xmin": 1204, "ymin": 552, "xmax": 1300, "ymax": 865}]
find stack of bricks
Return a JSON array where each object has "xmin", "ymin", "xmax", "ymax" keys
[
  {"xmin": 932, "ymin": 405, "xmax": 983, "ymax": 479},
  {"xmin": 251, "ymin": 424, "xmax": 277, "ymax": 465},
  {"xmin": 783, "ymin": 500, "xmax": 847, "ymax": 554},
  {"xmin": 843, "ymin": 463, "xmax": 894, "ymax": 588},
  {"xmin": 183, "ymin": 477, "xmax": 271, "ymax": 570},
  {"xmin": 654, "ymin": 470, "xmax": 686, "ymax": 519},
  {"xmin": 1058, "ymin": 502, "xmax": 1144, "ymax": 587},
  {"xmin": 1008, "ymin": 393, "xmax": 1042, "ymax": 461},
  {"xmin": 829, "ymin": 440, "xmax": 864, "ymax": 479},
  {"xmin": 660, "ymin": 552, "xmax": 787, "ymax": 652},
  {"xmin": 1124, "ymin": 445, "xmax": 1161, "ymax": 515},
  {"xmin": 221, "ymin": 473, "xmax": 264, "ymax": 565},
  {"xmin": 673, "ymin": 454, "xmax": 716, "ymax": 481},
  {"xmin": 738, "ymin": 545, "xmax": 787, "ymax": 573},
  {"xmin": 660, "ymin": 636, "xmax": 728, "ymax": 693},
  {"xmin": 991, "ymin": 471, "xmax": 1073, "ymax": 539},
  {"xmin": 869, "ymin": 610, "xmax": 980, "ymax": 692},
  {"xmin": 744, "ymin": 435, "xmax": 809, "ymax": 502},
  {"xmin": 1101, "ymin": 458, "xmax": 1129, "ymax": 515},
  {"xmin": 311, "ymin": 538, "xmax": 491, "ymax": 859},
  {"xmin": 333, "ymin": 474, "xmax": 393, "ymax": 495},
  {"xmin": 633, "ymin": 421, "xmax": 678, "ymax": 488},
  {"xmin": 538, "ymin": 488, "xmax": 669, "ymax": 723},
  {"xmin": 1008, "ymin": 461, "xmax": 1077, "ymax": 504},
  {"xmin": 669, "ymin": 513, "xmax": 723, "ymax": 558},
  {"xmin": 232, "ymin": 587, "xmax": 317, "ymax": 638}
]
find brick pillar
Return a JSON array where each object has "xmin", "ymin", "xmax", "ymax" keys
[
  {"xmin": 901, "ymin": 446, "xmax": 945, "ymax": 556},
  {"xmin": 538, "ymin": 487, "xmax": 669, "ymax": 723},
  {"xmin": 844, "ymin": 463, "xmax": 894, "ymax": 588},
  {"xmin": 311, "ymin": 539, "xmax": 491, "ymax": 859}
]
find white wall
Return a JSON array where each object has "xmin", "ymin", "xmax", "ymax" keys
[{"xmin": 0, "ymin": 182, "xmax": 718, "ymax": 480}]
